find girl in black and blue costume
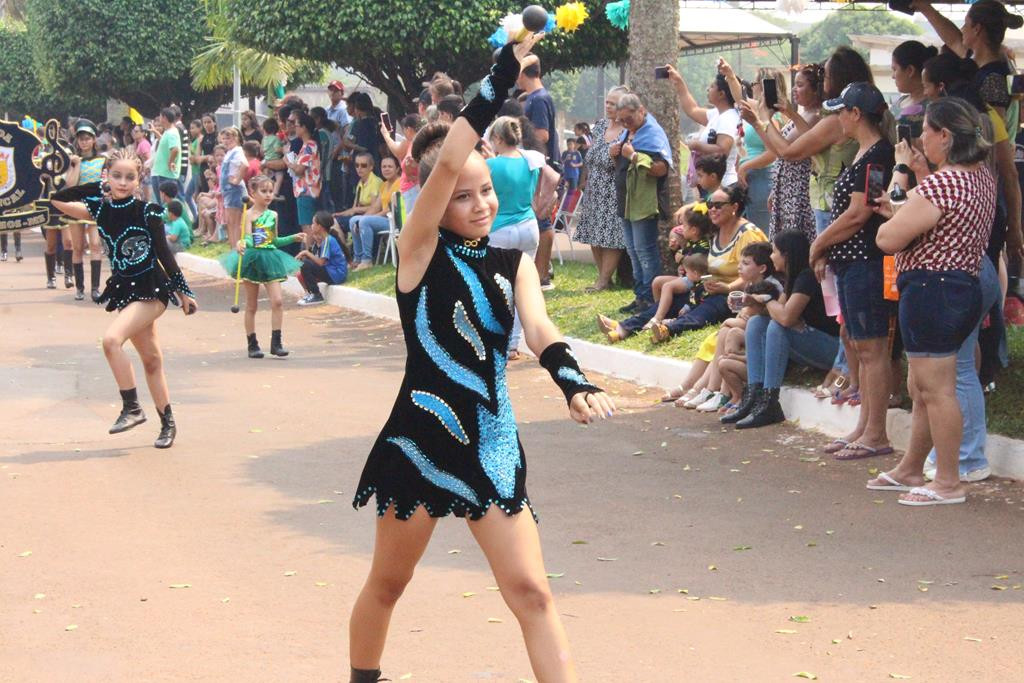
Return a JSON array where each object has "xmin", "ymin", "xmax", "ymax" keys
[
  {"xmin": 51, "ymin": 148, "xmax": 198, "ymax": 450},
  {"xmin": 348, "ymin": 34, "xmax": 615, "ymax": 683}
]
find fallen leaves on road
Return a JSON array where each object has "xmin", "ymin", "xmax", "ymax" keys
[
  {"xmin": 775, "ymin": 629, "xmax": 798, "ymax": 634},
  {"xmin": 17, "ymin": 551, "xmax": 32, "ymax": 557},
  {"xmin": 65, "ymin": 624, "xmax": 78, "ymax": 632},
  {"xmin": 168, "ymin": 584, "xmax": 191, "ymax": 589},
  {"xmin": 793, "ymin": 672, "xmax": 817, "ymax": 680},
  {"xmin": 487, "ymin": 617, "xmax": 503, "ymax": 624},
  {"xmin": 789, "ymin": 615, "xmax": 811, "ymax": 623},
  {"xmin": 283, "ymin": 571, "xmax": 297, "ymax": 577}
]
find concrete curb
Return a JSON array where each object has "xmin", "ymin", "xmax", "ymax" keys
[{"xmin": 179, "ymin": 253, "xmax": 1024, "ymax": 481}]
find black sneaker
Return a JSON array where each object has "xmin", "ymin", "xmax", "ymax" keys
[
  {"xmin": 15, "ymin": 250, "xmax": 22, "ymax": 262},
  {"xmin": 75, "ymin": 288, "xmax": 85, "ymax": 301},
  {"xmin": 618, "ymin": 299, "xmax": 640, "ymax": 314},
  {"xmin": 540, "ymin": 278, "xmax": 554, "ymax": 291}
]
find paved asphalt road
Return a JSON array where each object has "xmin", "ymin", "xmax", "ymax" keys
[{"xmin": 1, "ymin": 234, "xmax": 1022, "ymax": 682}]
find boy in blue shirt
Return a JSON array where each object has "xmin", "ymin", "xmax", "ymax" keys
[
  {"xmin": 163, "ymin": 200, "xmax": 192, "ymax": 253},
  {"xmin": 296, "ymin": 211, "xmax": 347, "ymax": 305},
  {"xmin": 559, "ymin": 137, "xmax": 583, "ymax": 191}
]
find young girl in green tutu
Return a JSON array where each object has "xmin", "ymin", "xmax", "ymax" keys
[{"xmin": 220, "ymin": 175, "xmax": 303, "ymax": 358}]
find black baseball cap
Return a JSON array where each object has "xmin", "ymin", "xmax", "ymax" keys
[
  {"xmin": 74, "ymin": 119, "xmax": 97, "ymax": 137},
  {"xmin": 823, "ymin": 82, "xmax": 887, "ymax": 116}
]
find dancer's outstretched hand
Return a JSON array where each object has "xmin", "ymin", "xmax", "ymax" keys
[
  {"xmin": 513, "ymin": 31, "xmax": 544, "ymax": 64},
  {"xmin": 181, "ymin": 295, "xmax": 198, "ymax": 316},
  {"xmin": 569, "ymin": 391, "xmax": 616, "ymax": 425}
]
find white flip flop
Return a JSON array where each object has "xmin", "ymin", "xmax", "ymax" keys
[
  {"xmin": 866, "ymin": 471, "xmax": 914, "ymax": 492},
  {"xmin": 897, "ymin": 486, "xmax": 966, "ymax": 507}
]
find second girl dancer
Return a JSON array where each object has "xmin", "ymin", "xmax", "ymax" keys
[
  {"xmin": 51, "ymin": 148, "xmax": 198, "ymax": 449},
  {"xmin": 348, "ymin": 33, "xmax": 615, "ymax": 683}
]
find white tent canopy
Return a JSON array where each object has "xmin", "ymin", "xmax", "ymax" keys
[{"xmin": 678, "ymin": 2, "xmax": 795, "ymax": 55}]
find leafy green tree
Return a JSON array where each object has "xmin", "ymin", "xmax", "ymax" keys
[
  {"xmin": 223, "ymin": 0, "xmax": 626, "ymax": 111},
  {"xmin": 799, "ymin": 6, "xmax": 921, "ymax": 63},
  {"xmin": 0, "ymin": 23, "xmax": 104, "ymax": 122},
  {"xmin": 191, "ymin": 0, "xmax": 325, "ymax": 97},
  {"xmin": 25, "ymin": 0, "xmax": 231, "ymax": 119}
]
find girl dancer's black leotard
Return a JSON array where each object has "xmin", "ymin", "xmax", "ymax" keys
[
  {"xmin": 353, "ymin": 229, "xmax": 535, "ymax": 520},
  {"xmin": 52, "ymin": 182, "xmax": 195, "ymax": 311}
]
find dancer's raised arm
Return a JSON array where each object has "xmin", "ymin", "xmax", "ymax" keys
[{"xmin": 396, "ymin": 33, "xmax": 542, "ymax": 291}]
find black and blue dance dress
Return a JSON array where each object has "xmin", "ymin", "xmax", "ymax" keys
[
  {"xmin": 353, "ymin": 229, "xmax": 534, "ymax": 520},
  {"xmin": 51, "ymin": 182, "xmax": 195, "ymax": 311}
]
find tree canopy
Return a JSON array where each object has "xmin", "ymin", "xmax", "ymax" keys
[
  {"xmin": 25, "ymin": 0, "xmax": 233, "ymax": 119},
  {"xmin": 799, "ymin": 6, "xmax": 922, "ymax": 63},
  {"xmin": 0, "ymin": 23, "xmax": 105, "ymax": 122},
  {"xmin": 223, "ymin": 0, "xmax": 626, "ymax": 111}
]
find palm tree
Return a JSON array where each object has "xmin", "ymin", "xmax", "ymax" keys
[{"xmin": 190, "ymin": 0, "xmax": 323, "ymax": 98}]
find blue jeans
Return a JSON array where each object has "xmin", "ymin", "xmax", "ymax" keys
[
  {"xmin": 813, "ymin": 208, "xmax": 831, "ymax": 236},
  {"xmin": 621, "ymin": 216, "xmax": 660, "ymax": 302},
  {"xmin": 744, "ymin": 165, "xmax": 773, "ymax": 233},
  {"xmin": 351, "ymin": 215, "xmax": 390, "ymax": 263},
  {"xmin": 620, "ymin": 292, "xmax": 688, "ymax": 335},
  {"xmin": 745, "ymin": 315, "xmax": 840, "ymax": 389},
  {"xmin": 665, "ymin": 294, "xmax": 731, "ymax": 335},
  {"xmin": 151, "ymin": 175, "xmax": 184, "ymax": 207},
  {"xmin": 183, "ymin": 173, "xmax": 199, "ymax": 222},
  {"xmin": 926, "ymin": 256, "xmax": 1000, "ymax": 474}
]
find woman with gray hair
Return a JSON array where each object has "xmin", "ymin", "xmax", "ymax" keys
[
  {"xmin": 870, "ymin": 97, "xmax": 997, "ymax": 506},
  {"xmin": 610, "ymin": 93, "xmax": 672, "ymax": 313},
  {"xmin": 573, "ymin": 85, "xmax": 629, "ymax": 292}
]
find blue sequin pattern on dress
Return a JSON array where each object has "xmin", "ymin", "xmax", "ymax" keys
[
  {"xmin": 446, "ymin": 247, "xmax": 504, "ymax": 334},
  {"xmin": 453, "ymin": 301, "xmax": 487, "ymax": 361},
  {"xmin": 476, "ymin": 354, "xmax": 521, "ymax": 498},
  {"xmin": 411, "ymin": 390, "xmax": 470, "ymax": 444},
  {"xmin": 493, "ymin": 273, "xmax": 514, "ymax": 312},
  {"xmin": 415, "ymin": 286, "xmax": 489, "ymax": 401},
  {"xmin": 354, "ymin": 231, "xmax": 533, "ymax": 521},
  {"xmin": 386, "ymin": 436, "xmax": 481, "ymax": 507},
  {"xmin": 557, "ymin": 367, "xmax": 588, "ymax": 386}
]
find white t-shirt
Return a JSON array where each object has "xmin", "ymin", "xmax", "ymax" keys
[{"xmin": 701, "ymin": 107, "xmax": 741, "ymax": 186}]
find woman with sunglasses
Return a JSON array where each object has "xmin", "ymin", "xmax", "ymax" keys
[{"xmin": 650, "ymin": 184, "xmax": 767, "ymax": 342}]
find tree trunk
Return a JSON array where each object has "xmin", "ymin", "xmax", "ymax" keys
[{"xmin": 628, "ymin": 0, "xmax": 682, "ymax": 270}]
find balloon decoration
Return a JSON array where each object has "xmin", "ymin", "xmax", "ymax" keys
[
  {"xmin": 488, "ymin": 3, "xmax": 589, "ymax": 47},
  {"xmin": 605, "ymin": 0, "xmax": 630, "ymax": 31},
  {"xmin": 555, "ymin": 2, "xmax": 589, "ymax": 32}
]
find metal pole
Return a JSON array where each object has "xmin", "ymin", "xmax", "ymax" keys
[
  {"xmin": 233, "ymin": 64, "xmax": 242, "ymax": 128},
  {"xmin": 791, "ymin": 35, "xmax": 799, "ymax": 91}
]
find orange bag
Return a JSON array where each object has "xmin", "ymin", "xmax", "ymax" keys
[{"xmin": 883, "ymin": 255, "xmax": 899, "ymax": 301}]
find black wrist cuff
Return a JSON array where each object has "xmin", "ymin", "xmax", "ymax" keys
[
  {"xmin": 459, "ymin": 42, "xmax": 520, "ymax": 137},
  {"xmin": 169, "ymin": 270, "xmax": 195, "ymax": 299},
  {"xmin": 539, "ymin": 341, "xmax": 600, "ymax": 405}
]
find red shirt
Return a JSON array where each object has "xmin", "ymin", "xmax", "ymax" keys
[
  {"xmin": 895, "ymin": 166, "xmax": 996, "ymax": 277},
  {"xmin": 244, "ymin": 157, "xmax": 261, "ymax": 182}
]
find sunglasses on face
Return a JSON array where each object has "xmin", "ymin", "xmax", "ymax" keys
[
  {"xmin": 355, "ymin": 163, "xmax": 370, "ymax": 168},
  {"xmin": 706, "ymin": 200, "xmax": 733, "ymax": 209}
]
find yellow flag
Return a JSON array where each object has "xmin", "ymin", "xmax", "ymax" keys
[{"xmin": 128, "ymin": 107, "xmax": 144, "ymax": 125}]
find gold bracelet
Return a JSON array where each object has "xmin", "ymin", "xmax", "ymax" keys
[{"xmin": 759, "ymin": 120, "xmax": 769, "ymax": 134}]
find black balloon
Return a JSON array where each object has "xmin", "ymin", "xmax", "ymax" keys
[{"xmin": 522, "ymin": 5, "xmax": 548, "ymax": 32}]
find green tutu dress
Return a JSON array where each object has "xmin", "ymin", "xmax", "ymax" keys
[{"xmin": 220, "ymin": 209, "xmax": 301, "ymax": 283}]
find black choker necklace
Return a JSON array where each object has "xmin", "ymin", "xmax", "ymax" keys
[{"xmin": 440, "ymin": 228, "xmax": 488, "ymax": 258}]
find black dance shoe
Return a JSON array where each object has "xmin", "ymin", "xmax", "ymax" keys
[
  {"xmin": 350, "ymin": 668, "xmax": 386, "ymax": 683},
  {"xmin": 110, "ymin": 404, "xmax": 146, "ymax": 434},
  {"xmin": 270, "ymin": 330, "xmax": 289, "ymax": 357},
  {"xmin": 247, "ymin": 333, "xmax": 264, "ymax": 359},
  {"xmin": 154, "ymin": 405, "xmax": 176, "ymax": 449}
]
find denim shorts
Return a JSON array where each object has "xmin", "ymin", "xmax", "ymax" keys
[
  {"xmin": 897, "ymin": 269, "xmax": 981, "ymax": 357},
  {"xmin": 222, "ymin": 183, "xmax": 245, "ymax": 209},
  {"xmin": 834, "ymin": 259, "xmax": 895, "ymax": 340}
]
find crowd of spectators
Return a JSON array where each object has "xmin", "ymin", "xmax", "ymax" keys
[{"xmin": 576, "ymin": 0, "xmax": 1022, "ymax": 504}]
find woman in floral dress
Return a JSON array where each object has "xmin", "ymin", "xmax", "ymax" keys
[{"xmin": 574, "ymin": 86, "xmax": 629, "ymax": 291}]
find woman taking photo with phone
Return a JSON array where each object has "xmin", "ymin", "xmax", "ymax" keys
[{"xmin": 809, "ymin": 82, "xmax": 896, "ymax": 461}]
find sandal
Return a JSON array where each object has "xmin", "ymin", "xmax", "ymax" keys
[
  {"xmin": 834, "ymin": 442, "xmax": 895, "ymax": 461},
  {"xmin": 822, "ymin": 438, "xmax": 850, "ymax": 454},
  {"xmin": 585, "ymin": 283, "xmax": 610, "ymax": 293},
  {"xmin": 650, "ymin": 322, "xmax": 672, "ymax": 344},
  {"xmin": 897, "ymin": 486, "xmax": 966, "ymax": 507},
  {"xmin": 661, "ymin": 385, "xmax": 688, "ymax": 403},
  {"xmin": 846, "ymin": 391, "xmax": 862, "ymax": 407},
  {"xmin": 866, "ymin": 471, "xmax": 914, "ymax": 492},
  {"xmin": 674, "ymin": 389, "xmax": 699, "ymax": 408}
]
